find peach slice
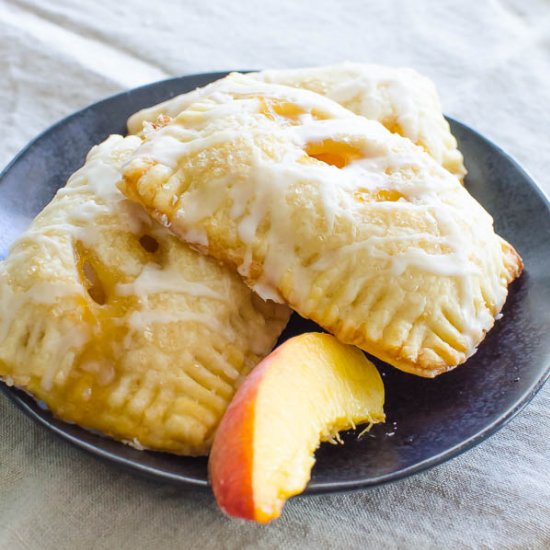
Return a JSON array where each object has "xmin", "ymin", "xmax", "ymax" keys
[{"xmin": 208, "ymin": 332, "xmax": 385, "ymax": 523}]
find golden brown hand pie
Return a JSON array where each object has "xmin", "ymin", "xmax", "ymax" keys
[
  {"xmin": 127, "ymin": 63, "xmax": 465, "ymax": 178},
  {"xmin": 120, "ymin": 80, "xmax": 522, "ymax": 378},
  {"xmin": 0, "ymin": 135, "xmax": 289, "ymax": 455}
]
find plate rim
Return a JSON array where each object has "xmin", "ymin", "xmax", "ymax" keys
[{"xmin": 1, "ymin": 71, "xmax": 549, "ymax": 495}]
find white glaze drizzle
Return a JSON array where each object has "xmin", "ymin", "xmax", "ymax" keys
[
  {"xmin": 127, "ymin": 63, "xmax": 464, "ymax": 177},
  {"xmin": 127, "ymin": 83, "xmax": 512, "ymax": 348},
  {"xmin": 116, "ymin": 263, "xmax": 224, "ymax": 301},
  {"xmin": 0, "ymin": 134, "xmax": 253, "ymax": 372}
]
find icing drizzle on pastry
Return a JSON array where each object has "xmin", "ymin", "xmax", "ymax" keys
[
  {"xmin": 127, "ymin": 63, "xmax": 466, "ymax": 178},
  {"xmin": 121, "ymin": 76, "xmax": 519, "ymax": 372}
]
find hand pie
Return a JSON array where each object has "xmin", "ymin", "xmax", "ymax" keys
[
  {"xmin": 120, "ymin": 81, "xmax": 522, "ymax": 378},
  {"xmin": 127, "ymin": 62, "xmax": 465, "ymax": 178},
  {"xmin": 0, "ymin": 135, "xmax": 289, "ymax": 455}
]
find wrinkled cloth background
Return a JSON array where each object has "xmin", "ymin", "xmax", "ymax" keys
[{"xmin": 0, "ymin": 0, "xmax": 549, "ymax": 548}]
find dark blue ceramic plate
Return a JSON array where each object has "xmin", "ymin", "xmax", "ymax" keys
[{"xmin": 1, "ymin": 73, "xmax": 549, "ymax": 493}]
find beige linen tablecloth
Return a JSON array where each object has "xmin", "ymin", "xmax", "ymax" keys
[{"xmin": 0, "ymin": 0, "xmax": 549, "ymax": 547}]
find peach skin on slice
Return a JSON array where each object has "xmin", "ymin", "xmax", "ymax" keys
[{"xmin": 208, "ymin": 332, "xmax": 385, "ymax": 523}]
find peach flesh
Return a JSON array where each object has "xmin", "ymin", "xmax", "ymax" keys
[{"xmin": 208, "ymin": 333, "xmax": 385, "ymax": 523}]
